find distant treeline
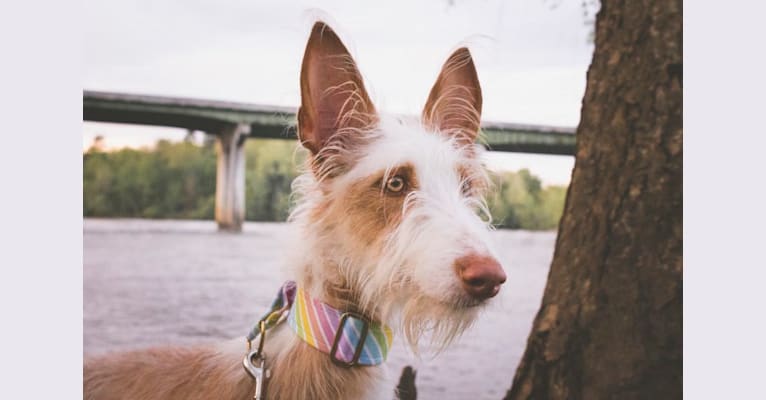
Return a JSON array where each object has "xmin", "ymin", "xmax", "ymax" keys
[{"xmin": 83, "ymin": 139, "xmax": 566, "ymax": 230}]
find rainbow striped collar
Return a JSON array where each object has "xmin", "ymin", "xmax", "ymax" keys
[{"xmin": 258, "ymin": 281, "xmax": 394, "ymax": 367}]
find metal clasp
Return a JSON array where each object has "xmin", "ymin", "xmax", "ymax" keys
[
  {"xmin": 243, "ymin": 349, "xmax": 267, "ymax": 400},
  {"xmin": 329, "ymin": 312, "xmax": 370, "ymax": 368},
  {"xmin": 243, "ymin": 320, "xmax": 269, "ymax": 399}
]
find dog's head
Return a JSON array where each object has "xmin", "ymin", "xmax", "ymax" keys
[{"xmin": 291, "ymin": 22, "xmax": 506, "ymax": 351}]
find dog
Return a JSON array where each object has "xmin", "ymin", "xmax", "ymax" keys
[{"xmin": 84, "ymin": 21, "xmax": 506, "ymax": 400}]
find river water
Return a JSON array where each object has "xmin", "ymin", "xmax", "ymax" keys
[{"xmin": 84, "ymin": 219, "xmax": 554, "ymax": 399}]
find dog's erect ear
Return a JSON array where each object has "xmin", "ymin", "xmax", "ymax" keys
[
  {"xmin": 422, "ymin": 47, "xmax": 483, "ymax": 143},
  {"xmin": 298, "ymin": 22, "xmax": 377, "ymax": 155}
]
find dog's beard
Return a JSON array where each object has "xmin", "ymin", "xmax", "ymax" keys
[
  {"xmin": 401, "ymin": 295, "xmax": 479, "ymax": 355},
  {"xmin": 346, "ymin": 237, "xmax": 487, "ymax": 356},
  {"xmin": 364, "ymin": 288, "xmax": 480, "ymax": 356}
]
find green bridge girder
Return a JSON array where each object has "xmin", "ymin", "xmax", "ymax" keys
[{"xmin": 83, "ymin": 90, "xmax": 575, "ymax": 155}]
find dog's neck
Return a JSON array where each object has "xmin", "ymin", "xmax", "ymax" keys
[{"xmin": 295, "ymin": 259, "xmax": 381, "ymax": 323}]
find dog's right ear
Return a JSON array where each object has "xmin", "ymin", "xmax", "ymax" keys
[{"xmin": 297, "ymin": 22, "xmax": 377, "ymax": 156}]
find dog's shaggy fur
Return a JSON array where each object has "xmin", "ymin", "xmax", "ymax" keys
[{"xmin": 84, "ymin": 21, "xmax": 504, "ymax": 400}]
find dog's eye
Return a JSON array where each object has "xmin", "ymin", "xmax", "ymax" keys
[{"xmin": 385, "ymin": 175, "xmax": 406, "ymax": 193}]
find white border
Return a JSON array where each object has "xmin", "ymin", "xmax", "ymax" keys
[
  {"xmin": 0, "ymin": 0, "xmax": 83, "ymax": 397},
  {"xmin": 684, "ymin": 1, "xmax": 766, "ymax": 398}
]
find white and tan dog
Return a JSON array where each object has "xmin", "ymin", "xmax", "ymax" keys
[{"xmin": 84, "ymin": 21, "xmax": 506, "ymax": 400}]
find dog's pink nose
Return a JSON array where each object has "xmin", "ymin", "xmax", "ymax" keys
[{"xmin": 456, "ymin": 253, "xmax": 506, "ymax": 300}]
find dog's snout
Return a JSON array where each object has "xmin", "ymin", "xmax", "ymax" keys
[{"xmin": 456, "ymin": 253, "xmax": 506, "ymax": 300}]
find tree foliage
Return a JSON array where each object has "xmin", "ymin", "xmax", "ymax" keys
[
  {"xmin": 83, "ymin": 139, "xmax": 566, "ymax": 230},
  {"xmin": 83, "ymin": 140, "xmax": 217, "ymax": 219},
  {"xmin": 488, "ymin": 169, "xmax": 567, "ymax": 230}
]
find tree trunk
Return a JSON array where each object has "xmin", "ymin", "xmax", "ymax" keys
[{"xmin": 505, "ymin": 0, "xmax": 682, "ymax": 399}]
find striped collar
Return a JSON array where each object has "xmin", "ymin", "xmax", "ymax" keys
[{"xmin": 258, "ymin": 281, "xmax": 394, "ymax": 367}]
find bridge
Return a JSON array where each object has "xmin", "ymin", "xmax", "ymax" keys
[{"xmin": 83, "ymin": 90, "xmax": 576, "ymax": 231}]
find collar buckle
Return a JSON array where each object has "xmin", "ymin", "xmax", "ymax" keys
[{"xmin": 329, "ymin": 312, "xmax": 370, "ymax": 368}]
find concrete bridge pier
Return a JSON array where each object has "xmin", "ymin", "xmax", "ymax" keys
[{"xmin": 215, "ymin": 123, "xmax": 250, "ymax": 232}]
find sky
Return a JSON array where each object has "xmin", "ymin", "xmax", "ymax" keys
[{"xmin": 83, "ymin": 0, "xmax": 596, "ymax": 185}]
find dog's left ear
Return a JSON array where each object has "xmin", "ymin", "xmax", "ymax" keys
[{"xmin": 422, "ymin": 47, "xmax": 483, "ymax": 143}]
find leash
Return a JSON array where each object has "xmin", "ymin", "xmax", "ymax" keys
[{"xmin": 242, "ymin": 281, "xmax": 394, "ymax": 399}]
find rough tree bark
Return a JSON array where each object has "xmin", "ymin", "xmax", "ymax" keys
[{"xmin": 505, "ymin": 0, "xmax": 682, "ymax": 399}]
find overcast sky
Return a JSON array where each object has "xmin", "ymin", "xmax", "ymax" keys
[{"xmin": 83, "ymin": 0, "xmax": 596, "ymax": 185}]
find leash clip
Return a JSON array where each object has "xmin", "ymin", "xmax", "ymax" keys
[
  {"xmin": 243, "ymin": 350, "xmax": 267, "ymax": 400},
  {"xmin": 243, "ymin": 320, "xmax": 270, "ymax": 399}
]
